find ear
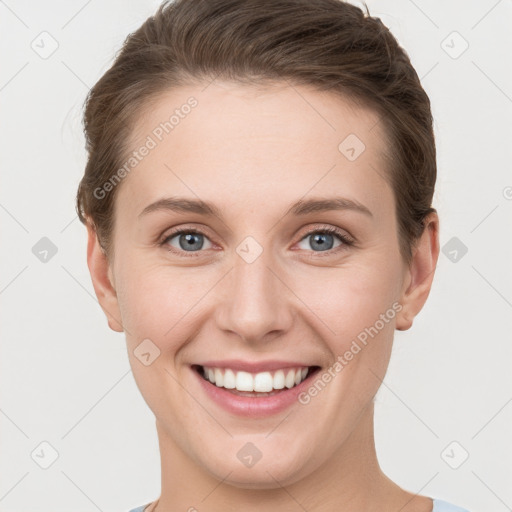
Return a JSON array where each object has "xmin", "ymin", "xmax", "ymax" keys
[
  {"xmin": 86, "ymin": 221, "xmax": 124, "ymax": 332},
  {"xmin": 396, "ymin": 212, "xmax": 440, "ymax": 331}
]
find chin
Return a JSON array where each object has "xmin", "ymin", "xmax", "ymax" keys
[
  {"xmin": 217, "ymin": 465, "xmax": 305, "ymax": 490},
  {"xmin": 199, "ymin": 441, "xmax": 316, "ymax": 489}
]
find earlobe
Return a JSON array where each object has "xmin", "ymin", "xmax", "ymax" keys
[
  {"xmin": 396, "ymin": 212, "xmax": 440, "ymax": 331},
  {"xmin": 86, "ymin": 222, "xmax": 124, "ymax": 333},
  {"xmin": 396, "ymin": 309, "xmax": 413, "ymax": 331}
]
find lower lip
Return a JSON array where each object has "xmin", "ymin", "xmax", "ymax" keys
[{"xmin": 192, "ymin": 366, "xmax": 319, "ymax": 418}]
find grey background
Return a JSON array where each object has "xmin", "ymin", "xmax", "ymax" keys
[{"xmin": 1, "ymin": 0, "xmax": 511, "ymax": 510}]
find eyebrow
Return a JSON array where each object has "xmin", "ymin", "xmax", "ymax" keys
[{"xmin": 138, "ymin": 196, "xmax": 373, "ymax": 220}]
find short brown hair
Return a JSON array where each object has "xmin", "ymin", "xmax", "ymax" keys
[{"xmin": 76, "ymin": 0, "xmax": 436, "ymax": 263}]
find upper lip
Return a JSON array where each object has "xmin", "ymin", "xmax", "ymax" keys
[{"xmin": 194, "ymin": 360, "xmax": 317, "ymax": 373}]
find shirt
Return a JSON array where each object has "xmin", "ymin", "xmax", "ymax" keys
[{"xmin": 128, "ymin": 498, "xmax": 471, "ymax": 511}]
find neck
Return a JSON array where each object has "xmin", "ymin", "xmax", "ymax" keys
[{"xmin": 153, "ymin": 402, "xmax": 419, "ymax": 512}]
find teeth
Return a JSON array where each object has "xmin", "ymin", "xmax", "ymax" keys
[
  {"xmin": 285, "ymin": 369, "xmax": 295, "ymax": 389},
  {"xmin": 273, "ymin": 370, "xmax": 285, "ymax": 389},
  {"xmin": 254, "ymin": 372, "xmax": 273, "ymax": 392},
  {"xmin": 236, "ymin": 371, "xmax": 254, "ymax": 392},
  {"xmin": 214, "ymin": 368, "xmax": 224, "ymax": 387},
  {"xmin": 223, "ymin": 369, "xmax": 236, "ymax": 389},
  {"xmin": 201, "ymin": 366, "xmax": 310, "ymax": 392}
]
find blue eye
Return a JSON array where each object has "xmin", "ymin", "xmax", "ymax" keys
[
  {"xmin": 162, "ymin": 229, "xmax": 213, "ymax": 254},
  {"xmin": 160, "ymin": 225, "xmax": 353, "ymax": 257},
  {"xmin": 297, "ymin": 227, "xmax": 353, "ymax": 253}
]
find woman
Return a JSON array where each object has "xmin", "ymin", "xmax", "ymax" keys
[{"xmin": 76, "ymin": 0, "xmax": 470, "ymax": 510}]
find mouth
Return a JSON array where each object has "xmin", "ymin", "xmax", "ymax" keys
[{"xmin": 192, "ymin": 364, "xmax": 321, "ymax": 398}]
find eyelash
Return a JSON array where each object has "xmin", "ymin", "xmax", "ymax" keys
[{"xmin": 159, "ymin": 225, "xmax": 354, "ymax": 258}]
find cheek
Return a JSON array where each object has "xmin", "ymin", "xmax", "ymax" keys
[
  {"xmin": 114, "ymin": 264, "xmax": 173, "ymax": 342},
  {"xmin": 290, "ymin": 258, "xmax": 402, "ymax": 345},
  {"xmin": 115, "ymin": 261, "xmax": 217, "ymax": 352},
  {"xmin": 115, "ymin": 264, "xmax": 201, "ymax": 416}
]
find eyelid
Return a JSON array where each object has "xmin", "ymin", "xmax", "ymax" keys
[
  {"xmin": 291, "ymin": 225, "xmax": 354, "ymax": 258},
  {"xmin": 159, "ymin": 225, "xmax": 216, "ymax": 257},
  {"xmin": 298, "ymin": 224, "xmax": 354, "ymax": 244},
  {"xmin": 159, "ymin": 223, "xmax": 215, "ymax": 244},
  {"xmin": 160, "ymin": 223, "xmax": 354, "ymax": 257}
]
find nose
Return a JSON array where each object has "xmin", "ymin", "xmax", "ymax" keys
[{"xmin": 214, "ymin": 248, "xmax": 295, "ymax": 346}]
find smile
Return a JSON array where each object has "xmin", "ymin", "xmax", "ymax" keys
[
  {"xmin": 199, "ymin": 365, "xmax": 310, "ymax": 393},
  {"xmin": 191, "ymin": 362, "xmax": 321, "ymax": 416}
]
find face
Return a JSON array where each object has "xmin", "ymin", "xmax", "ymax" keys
[{"xmin": 89, "ymin": 81, "xmax": 436, "ymax": 489}]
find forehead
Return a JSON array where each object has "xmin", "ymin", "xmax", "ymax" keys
[{"xmin": 116, "ymin": 80, "xmax": 392, "ymax": 221}]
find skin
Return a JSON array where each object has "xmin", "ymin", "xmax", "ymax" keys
[{"xmin": 86, "ymin": 81, "xmax": 439, "ymax": 511}]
